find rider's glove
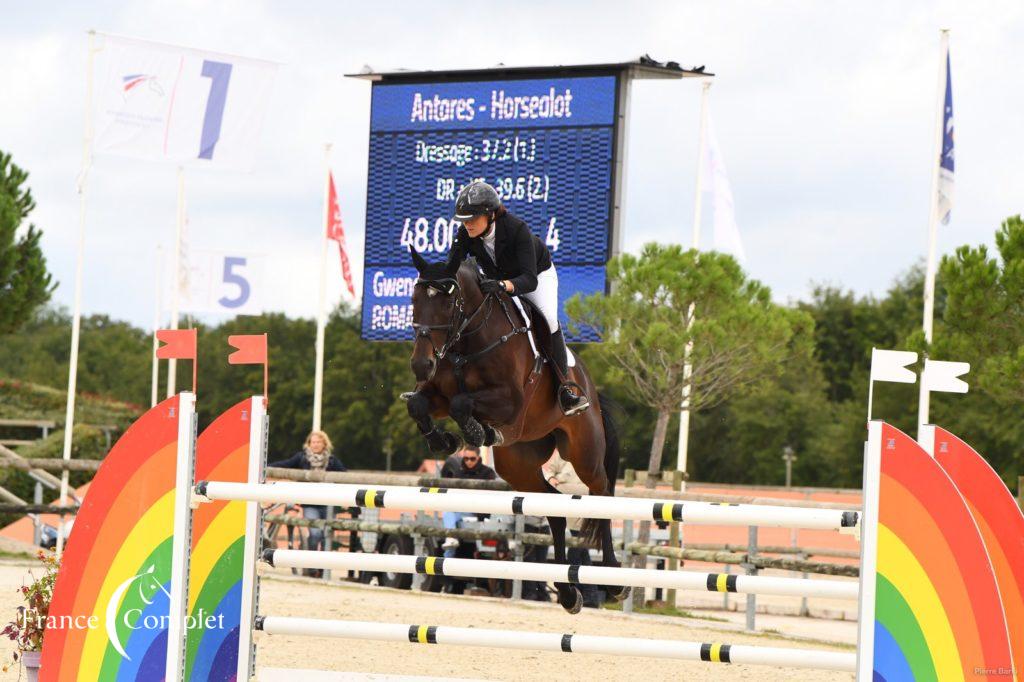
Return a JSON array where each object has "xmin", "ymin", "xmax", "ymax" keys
[{"xmin": 479, "ymin": 279, "xmax": 504, "ymax": 295}]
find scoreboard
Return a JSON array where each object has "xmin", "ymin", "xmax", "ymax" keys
[{"xmin": 359, "ymin": 72, "xmax": 623, "ymax": 341}]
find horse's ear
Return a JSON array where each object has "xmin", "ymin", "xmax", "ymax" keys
[
  {"xmin": 445, "ymin": 256, "xmax": 460, "ymax": 277},
  {"xmin": 410, "ymin": 248, "xmax": 429, "ymax": 274}
]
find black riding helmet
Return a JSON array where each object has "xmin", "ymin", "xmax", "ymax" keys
[{"xmin": 453, "ymin": 181, "xmax": 501, "ymax": 222}]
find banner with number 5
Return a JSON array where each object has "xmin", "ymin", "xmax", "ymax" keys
[
  {"xmin": 172, "ymin": 250, "xmax": 266, "ymax": 315},
  {"xmin": 92, "ymin": 33, "xmax": 278, "ymax": 171}
]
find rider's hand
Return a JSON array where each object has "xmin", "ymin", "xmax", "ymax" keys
[{"xmin": 479, "ymin": 279, "xmax": 503, "ymax": 295}]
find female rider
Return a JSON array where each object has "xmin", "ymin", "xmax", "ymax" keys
[{"xmin": 446, "ymin": 180, "xmax": 589, "ymax": 416}]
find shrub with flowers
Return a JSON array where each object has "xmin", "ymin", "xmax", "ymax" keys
[{"xmin": 1, "ymin": 551, "xmax": 59, "ymax": 669}]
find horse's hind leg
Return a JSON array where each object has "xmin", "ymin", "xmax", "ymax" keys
[
  {"xmin": 492, "ymin": 441, "xmax": 582, "ymax": 614},
  {"xmin": 556, "ymin": 421, "xmax": 630, "ymax": 602},
  {"xmin": 544, "ymin": 510, "xmax": 582, "ymax": 614}
]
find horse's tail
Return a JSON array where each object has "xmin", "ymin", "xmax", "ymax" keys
[
  {"xmin": 580, "ymin": 392, "xmax": 621, "ymax": 546},
  {"xmin": 598, "ymin": 392, "xmax": 621, "ymax": 495}
]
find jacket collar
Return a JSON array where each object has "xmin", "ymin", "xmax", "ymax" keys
[{"xmin": 493, "ymin": 218, "xmax": 507, "ymax": 259}]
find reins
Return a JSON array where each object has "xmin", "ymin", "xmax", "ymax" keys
[{"xmin": 411, "ymin": 275, "xmax": 529, "ymax": 390}]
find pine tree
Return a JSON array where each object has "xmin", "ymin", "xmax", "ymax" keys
[{"xmin": 0, "ymin": 151, "xmax": 55, "ymax": 334}]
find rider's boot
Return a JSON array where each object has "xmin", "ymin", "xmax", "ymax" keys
[{"xmin": 551, "ymin": 330, "xmax": 590, "ymax": 416}]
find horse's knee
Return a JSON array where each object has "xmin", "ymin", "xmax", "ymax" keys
[
  {"xmin": 406, "ymin": 392, "xmax": 430, "ymax": 420},
  {"xmin": 449, "ymin": 393, "xmax": 474, "ymax": 423}
]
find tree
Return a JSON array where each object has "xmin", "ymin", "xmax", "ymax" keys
[
  {"xmin": 931, "ymin": 215, "xmax": 1024, "ymax": 482},
  {"xmin": 566, "ymin": 244, "xmax": 810, "ymax": 485},
  {"xmin": 0, "ymin": 152, "xmax": 54, "ymax": 334}
]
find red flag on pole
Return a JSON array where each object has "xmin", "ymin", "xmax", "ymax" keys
[
  {"xmin": 156, "ymin": 329, "xmax": 197, "ymax": 360},
  {"xmin": 227, "ymin": 334, "xmax": 267, "ymax": 365},
  {"xmin": 155, "ymin": 328, "xmax": 197, "ymax": 393},
  {"xmin": 326, "ymin": 172, "xmax": 356, "ymax": 298},
  {"xmin": 227, "ymin": 333, "xmax": 269, "ymax": 402}
]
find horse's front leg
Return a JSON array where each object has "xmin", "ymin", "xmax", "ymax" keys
[
  {"xmin": 406, "ymin": 389, "xmax": 462, "ymax": 455},
  {"xmin": 448, "ymin": 385, "xmax": 515, "ymax": 447}
]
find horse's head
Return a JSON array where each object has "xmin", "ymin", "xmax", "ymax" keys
[{"xmin": 409, "ymin": 250, "xmax": 482, "ymax": 381}]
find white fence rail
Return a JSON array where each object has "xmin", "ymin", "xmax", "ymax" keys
[{"xmin": 198, "ymin": 481, "xmax": 860, "ymax": 531}]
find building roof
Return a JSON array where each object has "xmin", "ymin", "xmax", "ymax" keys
[{"xmin": 346, "ymin": 54, "xmax": 712, "ymax": 83}]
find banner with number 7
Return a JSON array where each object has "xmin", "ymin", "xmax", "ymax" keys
[{"xmin": 92, "ymin": 32, "xmax": 278, "ymax": 171}]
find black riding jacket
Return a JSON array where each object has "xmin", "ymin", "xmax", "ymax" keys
[{"xmin": 445, "ymin": 212, "xmax": 553, "ymax": 295}]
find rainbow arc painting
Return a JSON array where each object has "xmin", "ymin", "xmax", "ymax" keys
[{"xmin": 858, "ymin": 421, "xmax": 1015, "ymax": 680}]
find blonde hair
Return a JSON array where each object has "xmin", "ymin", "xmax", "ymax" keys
[{"xmin": 304, "ymin": 430, "xmax": 333, "ymax": 453}]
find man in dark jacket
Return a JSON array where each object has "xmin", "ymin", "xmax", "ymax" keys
[
  {"xmin": 440, "ymin": 445, "xmax": 496, "ymax": 481},
  {"xmin": 439, "ymin": 446, "xmax": 495, "ymax": 564}
]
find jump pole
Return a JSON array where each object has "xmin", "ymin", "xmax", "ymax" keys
[
  {"xmin": 263, "ymin": 548, "xmax": 860, "ymax": 600},
  {"xmin": 195, "ymin": 481, "xmax": 860, "ymax": 532},
  {"xmin": 254, "ymin": 616, "xmax": 857, "ymax": 672}
]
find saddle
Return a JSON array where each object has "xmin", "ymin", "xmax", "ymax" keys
[{"xmin": 508, "ymin": 297, "xmax": 576, "ymax": 370}]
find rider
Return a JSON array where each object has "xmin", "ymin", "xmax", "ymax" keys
[{"xmin": 447, "ymin": 180, "xmax": 589, "ymax": 416}]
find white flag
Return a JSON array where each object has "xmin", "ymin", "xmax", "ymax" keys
[
  {"xmin": 92, "ymin": 33, "xmax": 278, "ymax": 170},
  {"xmin": 921, "ymin": 359, "xmax": 969, "ymax": 394},
  {"xmin": 704, "ymin": 114, "xmax": 746, "ymax": 262},
  {"xmin": 167, "ymin": 249, "xmax": 266, "ymax": 315},
  {"xmin": 869, "ymin": 348, "xmax": 918, "ymax": 384}
]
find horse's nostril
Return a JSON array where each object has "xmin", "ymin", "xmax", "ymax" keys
[{"xmin": 412, "ymin": 356, "xmax": 436, "ymax": 379}]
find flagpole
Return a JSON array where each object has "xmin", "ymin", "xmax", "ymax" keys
[
  {"xmin": 312, "ymin": 143, "xmax": 333, "ymax": 432},
  {"xmin": 917, "ymin": 29, "xmax": 949, "ymax": 440},
  {"xmin": 675, "ymin": 78, "xmax": 711, "ymax": 489},
  {"xmin": 167, "ymin": 166, "xmax": 185, "ymax": 398},
  {"xmin": 57, "ymin": 30, "xmax": 98, "ymax": 557},
  {"xmin": 151, "ymin": 246, "xmax": 163, "ymax": 407}
]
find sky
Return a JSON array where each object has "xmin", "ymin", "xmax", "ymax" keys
[{"xmin": 2, "ymin": 1, "xmax": 1022, "ymax": 330}]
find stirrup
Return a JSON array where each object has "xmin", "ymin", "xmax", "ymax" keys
[{"xmin": 559, "ymin": 383, "xmax": 591, "ymax": 416}]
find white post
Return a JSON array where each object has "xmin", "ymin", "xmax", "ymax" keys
[
  {"xmin": 167, "ymin": 166, "xmax": 185, "ymax": 398},
  {"xmin": 165, "ymin": 391, "xmax": 197, "ymax": 682},
  {"xmin": 675, "ymin": 79, "xmax": 711, "ymax": 487},
  {"xmin": 236, "ymin": 395, "xmax": 268, "ymax": 681},
  {"xmin": 151, "ymin": 245, "xmax": 163, "ymax": 407},
  {"xmin": 917, "ymin": 29, "xmax": 949, "ymax": 441},
  {"xmin": 56, "ymin": 30, "xmax": 97, "ymax": 557},
  {"xmin": 312, "ymin": 143, "xmax": 333, "ymax": 432}
]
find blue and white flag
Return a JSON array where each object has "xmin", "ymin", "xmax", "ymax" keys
[
  {"xmin": 91, "ymin": 33, "xmax": 278, "ymax": 171},
  {"xmin": 936, "ymin": 49, "xmax": 954, "ymax": 224}
]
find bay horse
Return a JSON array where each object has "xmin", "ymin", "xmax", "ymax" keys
[{"xmin": 404, "ymin": 250, "xmax": 627, "ymax": 612}]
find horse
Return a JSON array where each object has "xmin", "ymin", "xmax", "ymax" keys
[{"xmin": 404, "ymin": 250, "xmax": 627, "ymax": 612}]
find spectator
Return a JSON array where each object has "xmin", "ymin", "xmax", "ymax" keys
[
  {"xmin": 542, "ymin": 451, "xmax": 603, "ymax": 608},
  {"xmin": 439, "ymin": 446, "xmax": 495, "ymax": 560},
  {"xmin": 269, "ymin": 430, "xmax": 346, "ymax": 555}
]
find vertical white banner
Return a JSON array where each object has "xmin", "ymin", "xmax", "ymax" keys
[{"xmin": 92, "ymin": 33, "xmax": 278, "ymax": 170}]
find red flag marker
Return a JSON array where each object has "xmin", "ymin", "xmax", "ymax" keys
[
  {"xmin": 155, "ymin": 329, "xmax": 197, "ymax": 393},
  {"xmin": 227, "ymin": 334, "xmax": 267, "ymax": 365},
  {"xmin": 326, "ymin": 172, "xmax": 356, "ymax": 298},
  {"xmin": 228, "ymin": 333, "xmax": 269, "ymax": 403}
]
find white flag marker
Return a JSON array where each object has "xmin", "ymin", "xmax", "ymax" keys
[
  {"xmin": 921, "ymin": 359, "xmax": 970, "ymax": 394},
  {"xmin": 867, "ymin": 348, "xmax": 918, "ymax": 420}
]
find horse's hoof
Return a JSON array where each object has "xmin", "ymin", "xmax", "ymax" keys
[
  {"xmin": 560, "ymin": 587, "xmax": 583, "ymax": 614},
  {"xmin": 611, "ymin": 585, "xmax": 631, "ymax": 602},
  {"xmin": 460, "ymin": 419, "xmax": 486, "ymax": 447},
  {"xmin": 441, "ymin": 432, "xmax": 464, "ymax": 455}
]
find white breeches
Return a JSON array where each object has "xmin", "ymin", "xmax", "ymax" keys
[{"xmin": 521, "ymin": 265, "xmax": 559, "ymax": 332}]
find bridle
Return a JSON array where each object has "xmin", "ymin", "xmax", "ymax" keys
[{"xmin": 411, "ymin": 274, "xmax": 528, "ymax": 388}]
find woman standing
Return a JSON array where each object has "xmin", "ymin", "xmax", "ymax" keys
[{"xmin": 269, "ymin": 430, "xmax": 346, "ymax": 553}]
